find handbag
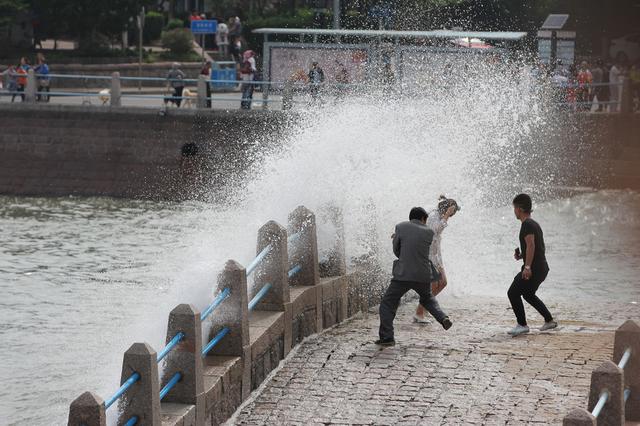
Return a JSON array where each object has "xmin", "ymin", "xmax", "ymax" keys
[{"xmin": 429, "ymin": 260, "xmax": 441, "ymax": 282}]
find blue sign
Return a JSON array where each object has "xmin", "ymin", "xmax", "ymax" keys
[{"xmin": 191, "ymin": 20, "xmax": 217, "ymax": 34}]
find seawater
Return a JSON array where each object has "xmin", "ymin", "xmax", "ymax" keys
[{"xmin": 2, "ymin": 61, "xmax": 639, "ymax": 424}]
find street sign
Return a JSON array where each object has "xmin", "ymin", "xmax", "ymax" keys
[{"xmin": 191, "ymin": 20, "xmax": 217, "ymax": 34}]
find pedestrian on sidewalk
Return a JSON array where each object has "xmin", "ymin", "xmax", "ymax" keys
[
  {"xmin": 307, "ymin": 61, "xmax": 325, "ymax": 102},
  {"xmin": 376, "ymin": 207, "xmax": 453, "ymax": 347},
  {"xmin": 34, "ymin": 53, "xmax": 50, "ymax": 102},
  {"xmin": 413, "ymin": 195, "xmax": 460, "ymax": 324},
  {"xmin": 200, "ymin": 60, "xmax": 212, "ymax": 108},
  {"xmin": 165, "ymin": 62, "xmax": 185, "ymax": 107},
  {"xmin": 507, "ymin": 194, "xmax": 557, "ymax": 337},
  {"xmin": 216, "ymin": 20, "xmax": 229, "ymax": 58},
  {"xmin": 240, "ymin": 50, "xmax": 256, "ymax": 110},
  {"xmin": 15, "ymin": 57, "xmax": 30, "ymax": 102}
]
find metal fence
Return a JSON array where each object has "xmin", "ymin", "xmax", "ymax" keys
[
  {"xmin": 67, "ymin": 205, "xmax": 334, "ymax": 425},
  {"xmin": 563, "ymin": 320, "xmax": 639, "ymax": 425}
]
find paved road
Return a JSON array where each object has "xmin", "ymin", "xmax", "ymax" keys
[{"xmin": 231, "ymin": 296, "xmax": 638, "ymax": 425}]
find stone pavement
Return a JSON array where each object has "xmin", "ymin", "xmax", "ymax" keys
[{"xmin": 230, "ymin": 296, "xmax": 639, "ymax": 425}]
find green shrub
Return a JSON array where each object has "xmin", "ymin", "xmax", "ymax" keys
[
  {"xmin": 144, "ymin": 11, "xmax": 164, "ymax": 43},
  {"xmin": 164, "ymin": 18, "xmax": 185, "ymax": 31},
  {"xmin": 161, "ymin": 28, "xmax": 194, "ymax": 56}
]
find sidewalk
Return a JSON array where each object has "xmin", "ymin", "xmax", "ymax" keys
[{"xmin": 231, "ymin": 296, "xmax": 639, "ymax": 425}]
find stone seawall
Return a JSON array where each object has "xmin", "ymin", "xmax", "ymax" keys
[
  {"xmin": 0, "ymin": 104, "xmax": 292, "ymax": 201},
  {"xmin": 0, "ymin": 104, "xmax": 639, "ymax": 202}
]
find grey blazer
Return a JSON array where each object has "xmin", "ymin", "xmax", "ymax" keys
[{"xmin": 392, "ymin": 219, "xmax": 434, "ymax": 283}]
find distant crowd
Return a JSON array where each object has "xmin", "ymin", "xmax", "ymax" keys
[
  {"xmin": 535, "ymin": 58, "xmax": 640, "ymax": 112},
  {"xmin": 1, "ymin": 53, "xmax": 50, "ymax": 102}
]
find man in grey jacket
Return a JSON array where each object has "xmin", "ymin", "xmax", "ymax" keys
[{"xmin": 376, "ymin": 207, "xmax": 452, "ymax": 346}]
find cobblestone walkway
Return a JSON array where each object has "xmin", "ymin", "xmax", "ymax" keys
[{"xmin": 231, "ymin": 296, "xmax": 639, "ymax": 425}]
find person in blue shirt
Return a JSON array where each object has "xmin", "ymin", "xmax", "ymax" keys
[{"xmin": 34, "ymin": 54, "xmax": 50, "ymax": 102}]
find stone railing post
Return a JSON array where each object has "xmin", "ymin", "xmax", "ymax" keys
[
  {"xmin": 319, "ymin": 204, "xmax": 346, "ymax": 278},
  {"xmin": 288, "ymin": 206, "xmax": 321, "ymax": 332},
  {"xmin": 118, "ymin": 343, "xmax": 161, "ymax": 425},
  {"xmin": 614, "ymin": 319, "xmax": 639, "ymax": 421},
  {"xmin": 206, "ymin": 260, "xmax": 251, "ymax": 399},
  {"xmin": 288, "ymin": 206, "xmax": 320, "ymax": 287},
  {"xmin": 25, "ymin": 68, "xmax": 36, "ymax": 103},
  {"xmin": 587, "ymin": 360, "xmax": 624, "ymax": 425},
  {"xmin": 620, "ymin": 77, "xmax": 633, "ymax": 114},
  {"xmin": 68, "ymin": 392, "xmax": 106, "ymax": 426},
  {"xmin": 110, "ymin": 72, "xmax": 121, "ymax": 107},
  {"xmin": 563, "ymin": 408, "xmax": 596, "ymax": 426},
  {"xmin": 254, "ymin": 221, "xmax": 290, "ymax": 310},
  {"xmin": 197, "ymin": 74, "xmax": 207, "ymax": 109},
  {"xmin": 255, "ymin": 220, "xmax": 294, "ymax": 355},
  {"xmin": 162, "ymin": 304, "xmax": 205, "ymax": 425}
]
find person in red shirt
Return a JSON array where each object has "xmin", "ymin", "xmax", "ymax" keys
[
  {"xmin": 189, "ymin": 11, "xmax": 202, "ymax": 22},
  {"xmin": 15, "ymin": 57, "xmax": 30, "ymax": 102},
  {"xmin": 576, "ymin": 61, "xmax": 593, "ymax": 111}
]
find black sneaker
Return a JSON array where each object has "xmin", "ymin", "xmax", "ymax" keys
[
  {"xmin": 441, "ymin": 317, "xmax": 453, "ymax": 330},
  {"xmin": 374, "ymin": 338, "xmax": 395, "ymax": 347}
]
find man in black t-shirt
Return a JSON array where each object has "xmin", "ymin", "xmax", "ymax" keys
[{"xmin": 507, "ymin": 194, "xmax": 557, "ymax": 336}]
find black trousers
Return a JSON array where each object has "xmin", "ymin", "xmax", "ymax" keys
[
  {"xmin": 507, "ymin": 268, "xmax": 553, "ymax": 326},
  {"xmin": 379, "ymin": 279, "xmax": 447, "ymax": 340}
]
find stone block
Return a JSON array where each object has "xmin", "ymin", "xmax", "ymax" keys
[
  {"xmin": 587, "ymin": 360, "xmax": 624, "ymax": 426},
  {"xmin": 318, "ymin": 204, "xmax": 346, "ymax": 278},
  {"xmin": 161, "ymin": 304, "xmax": 204, "ymax": 425},
  {"xmin": 563, "ymin": 408, "xmax": 596, "ymax": 425},
  {"xmin": 613, "ymin": 319, "xmax": 640, "ymax": 421},
  {"xmin": 253, "ymin": 220, "xmax": 290, "ymax": 311},
  {"xmin": 283, "ymin": 302, "xmax": 293, "ymax": 356},
  {"xmin": 287, "ymin": 206, "xmax": 319, "ymax": 287},
  {"xmin": 206, "ymin": 260, "xmax": 249, "ymax": 357},
  {"xmin": 118, "ymin": 342, "xmax": 161, "ymax": 425},
  {"xmin": 67, "ymin": 391, "xmax": 106, "ymax": 426}
]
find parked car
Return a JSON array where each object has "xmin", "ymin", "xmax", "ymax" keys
[{"xmin": 609, "ymin": 33, "xmax": 640, "ymax": 63}]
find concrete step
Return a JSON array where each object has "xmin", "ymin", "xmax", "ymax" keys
[{"xmin": 161, "ymin": 402, "xmax": 196, "ymax": 425}]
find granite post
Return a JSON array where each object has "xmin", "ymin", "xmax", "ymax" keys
[
  {"xmin": 254, "ymin": 220, "xmax": 290, "ymax": 311},
  {"xmin": 25, "ymin": 69, "xmax": 36, "ymax": 103},
  {"xmin": 562, "ymin": 408, "xmax": 596, "ymax": 426},
  {"xmin": 162, "ymin": 304, "xmax": 205, "ymax": 426},
  {"xmin": 587, "ymin": 360, "xmax": 624, "ymax": 426},
  {"xmin": 613, "ymin": 319, "xmax": 640, "ymax": 420},
  {"xmin": 67, "ymin": 392, "xmax": 106, "ymax": 426},
  {"xmin": 110, "ymin": 72, "xmax": 122, "ymax": 107},
  {"xmin": 288, "ymin": 206, "xmax": 321, "ymax": 332},
  {"xmin": 206, "ymin": 260, "xmax": 251, "ymax": 399},
  {"xmin": 118, "ymin": 342, "xmax": 161, "ymax": 425}
]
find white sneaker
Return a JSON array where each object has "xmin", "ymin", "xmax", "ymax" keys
[
  {"xmin": 540, "ymin": 320, "xmax": 558, "ymax": 331},
  {"xmin": 508, "ymin": 325, "xmax": 530, "ymax": 336},
  {"xmin": 412, "ymin": 315, "xmax": 431, "ymax": 324}
]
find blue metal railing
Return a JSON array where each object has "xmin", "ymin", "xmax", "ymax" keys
[
  {"xmin": 288, "ymin": 265, "xmax": 302, "ymax": 278},
  {"xmin": 159, "ymin": 372, "xmax": 182, "ymax": 400},
  {"xmin": 591, "ymin": 347, "xmax": 632, "ymax": 418},
  {"xmin": 157, "ymin": 332, "xmax": 185, "ymax": 363},
  {"xmin": 104, "ymin": 372, "xmax": 141, "ymax": 409},
  {"xmin": 124, "ymin": 416, "xmax": 139, "ymax": 426},
  {"xmin": 248, "ymin": 283, "xmax": 272, "ymax": 311},
  {"xmin": 201, "ymin": 288, "xmax": 231, "ymax": 321},
  {"xmin": 246, "ymin": 244, "xmax": 272, "ymax": 276},
  {"xmin": 202, "ymin": 327, "xmax": 230, "ymax": 356}
]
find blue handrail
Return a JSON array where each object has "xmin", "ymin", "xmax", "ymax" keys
[
  {"xmin": 157, "ymin": 332, "xmax": 185, "ymax": 363},
  {"xmin": 201, "ymin": 288, "xmax": 231, "ymax": 321},
  {"xmin": 248, "ymin": 283, "xmax": 272, "ymax": 311},
  {"xmin": 246, "ymin": 244, "xmax": 272, "ymax": 276},
  {"xmin": 159, "ymin": 372, "xmax": 182, "ymax": 400},
  {"xmin": 104, "ymin": 372, "xmax": 141, "ymax": 409},
  {"xmin": 201, "ymin": 327, "xmax": 230, "ymax": 356},
  {"xmin": 288, "ymin": 265, "xmax": 302, "ymax": 278},
  {"xmin": 124, "ymin": 416, "xmax": 138, "ymax": 426}
]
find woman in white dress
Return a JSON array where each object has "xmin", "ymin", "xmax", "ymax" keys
[{"xmin": 414, "ymin": 195, "xmax": 459, "ymax": 323}]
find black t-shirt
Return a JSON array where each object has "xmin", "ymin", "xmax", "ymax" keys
[{"xmin": 519, "ymin": 218, "xmax": 548, "ymax": 271}]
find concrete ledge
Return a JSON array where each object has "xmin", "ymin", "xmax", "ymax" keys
[{"xmin": 161, "ymin": 403, "xmax": 196, "ymax": 426}]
